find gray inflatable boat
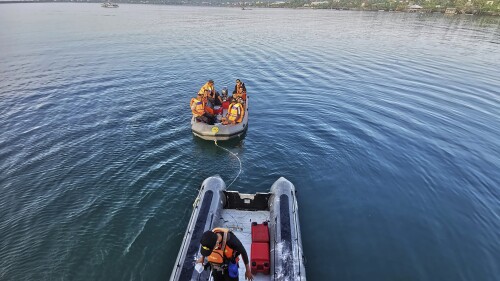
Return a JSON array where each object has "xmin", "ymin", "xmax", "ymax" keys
[
  {"xmin": 169, "ymin": 176, "xmax": 307, "ymax": 281},
  {"xmin": 191, "ymin": 98, "xmax": 249, "ymax": 141}
]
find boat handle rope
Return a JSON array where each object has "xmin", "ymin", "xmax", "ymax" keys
[{"xmin": 214, "ymin": 139, "xmax": 242, "ymax": 189}]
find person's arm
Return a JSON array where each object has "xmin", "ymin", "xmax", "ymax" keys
[
  {"xmin": 227, "ymin": 234, "xmax": 253, "ymax": 280},
  {"xmin": 227, "ymin": 233, "xmax": 249, "ymax": 266}
]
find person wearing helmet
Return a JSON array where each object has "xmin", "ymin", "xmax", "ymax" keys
[{"xmin": 196, "ymin": 228, "xmax": 253, "ymax": 281}]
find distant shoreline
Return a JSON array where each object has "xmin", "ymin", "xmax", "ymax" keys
[{"xmin": 1, "ymin": 1, "xmax": 499, "ymax": 17}]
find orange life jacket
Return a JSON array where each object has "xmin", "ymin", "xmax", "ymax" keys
[
  {"xmin": 227, "ymin": 103, "xmax": 244, "ymax": 123},
  {"xmin": 206, "ymin": 228, "xmax": 236, "ymax": 266},
  {"xmin": 198, "ymin": 82, "xmax": 215, "ymax": 96},
  {"xmin": 190, "ymin": 97, "xmax": 205, "ymax": 116}
]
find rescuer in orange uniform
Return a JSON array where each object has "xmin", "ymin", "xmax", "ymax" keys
[
  {"xmin": 197, "ymin": 228, "xmax": 253, "ymax": 281},
  {"xmin": 221, "ymin": 98, "xmax": 244, "ymax": 125},
  {"xmin": 190, "ymin": 92, "xmax": 215, "ymax": 125}
]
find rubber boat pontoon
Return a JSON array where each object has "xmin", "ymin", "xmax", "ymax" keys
[
  {"xmin": 169, "ymin": 176, "xmax": 307, "ymax": 281},
  {"xmin": 191, "ymin": 98, "xmax": 249, "ymax": 141}
]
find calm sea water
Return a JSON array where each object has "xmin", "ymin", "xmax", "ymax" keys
[{"xmin": 0, "ymin": 3, "xmax": 499, "ymax": 280}]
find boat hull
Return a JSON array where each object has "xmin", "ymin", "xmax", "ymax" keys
[{"xmin": 191, "ymin": 98, "xmax": 249, "ymax": 141}]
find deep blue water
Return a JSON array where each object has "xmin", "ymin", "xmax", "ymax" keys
[{"xmin": 0, "ymin": 3, "xmax": 499, "ymax": 280}]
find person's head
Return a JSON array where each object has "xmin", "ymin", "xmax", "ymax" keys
[
  {"xmin": 197, "ymin": 92, "xmax": 204, "ymax": 99},
  {"xmin": 235, "ymin": 79, "xmax": 241, "ymax": 85},
  {"xmin": 237, "ymin": 98, "xmax": 244, "ymax": 104},
  {"xmin": 208, "ymin": 79, "xmax": 214, "ymax": 85},
  {"xmin": 230, "ymin": 98, "xmax": 237, "ymax": 104},
  {"xmin": 200, "ymin": 231, "xmax": 220, "ymax": 257}
]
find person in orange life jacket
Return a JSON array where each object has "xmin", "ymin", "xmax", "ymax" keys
[
  {"xmin": 197, "ymin": 229, "xmax": 254, "ymax": 281},
  {"xmin": 198, "ymin": 79, "xmax": 222, "ymax": 107},
  {"xmin": 232, "ymin": 79, "xmax": 246, "ymax": 101},
  {"xmin": 221, "ymin": 98, "xmax": 244, "ymax": 125},
  {"xmin": 190, "ymin": 92, "xmax": 215, "ymax": 125},
  {"xmin": 198, "ymin": 79, "xmax": 216, "ymax": 97}
]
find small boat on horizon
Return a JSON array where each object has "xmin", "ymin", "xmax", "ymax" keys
[
  {"xmin": 101, "ymin": 2, "xmax": 119, "ymax": 8},
  {"xmin": 169, "ymin": 175, "xmax": 307, "ymax": 281}
]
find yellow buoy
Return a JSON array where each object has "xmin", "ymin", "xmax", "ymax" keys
[{"xmin": 211, "ymin": 126, "xmax": 219, "ymax": 133}]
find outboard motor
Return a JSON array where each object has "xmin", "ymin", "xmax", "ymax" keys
[{"xmin": 221, "ymin": 87, "xmax": 228, "ymax": 101}]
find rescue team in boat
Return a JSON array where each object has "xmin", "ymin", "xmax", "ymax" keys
[
  {"xmin": 197, "ymin": 228, "xmax": 254, "ymax": 281},
  {"xmin": 190, "ymin": 79, "xmax": 247, "ymax": 125}
]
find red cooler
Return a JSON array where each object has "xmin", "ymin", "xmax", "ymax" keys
[
  {"xmin": 251, "ymin": 222, "xmax": 269, "ymax": 243},
  {"xmin": 251, "ymin": 242, "xmax": 270, "ymax": 275}
]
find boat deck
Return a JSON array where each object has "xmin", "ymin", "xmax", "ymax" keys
[{"xmin": 218, "ymin": 209, "xmax": 271, "ymax": 281}]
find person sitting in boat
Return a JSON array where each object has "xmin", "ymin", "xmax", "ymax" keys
[
  {"xmin": 221, "ymin": 98, "xmax": 244, "ymax": 125},
  {"xmin": 190, "ymin": 92, "xmax": 215, "ymax": 125},
  {"xmin": 208, "ymin": 89, "xmax": 223, "ymax": 107},
  {"xmin": 202, "ymin": 88, "xmax": 224, "ymax": 116},
  {"xmin": 198, "ymin": 79, "xmax": 221, "ymax": 106},
  {"xmin": 197, "ymin": 228, "xmax": 254, "ymax": 281},
  {"xmin": 198, "ymin": 79, "xmax": 216, "ymax": 97},
  {"xmin": 232, "ymin": 79, "xmax": 247, "ymax": 101}
]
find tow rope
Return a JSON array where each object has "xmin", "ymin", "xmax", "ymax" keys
[{"xmin": 214, "ymin": 139, "xmax": 242, "ymax": 189}]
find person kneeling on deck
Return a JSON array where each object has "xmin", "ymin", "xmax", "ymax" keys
[
  {"xmin": 197, "ymin": 228, "xmax": 254, "ymax": 281},
  {"xmin": 221, "ymin": 98, "xmax": 244, "ymax": 125},
  {"xmin": 190, "ymin": 92, "xmax": 215, "ymax": 125}
]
